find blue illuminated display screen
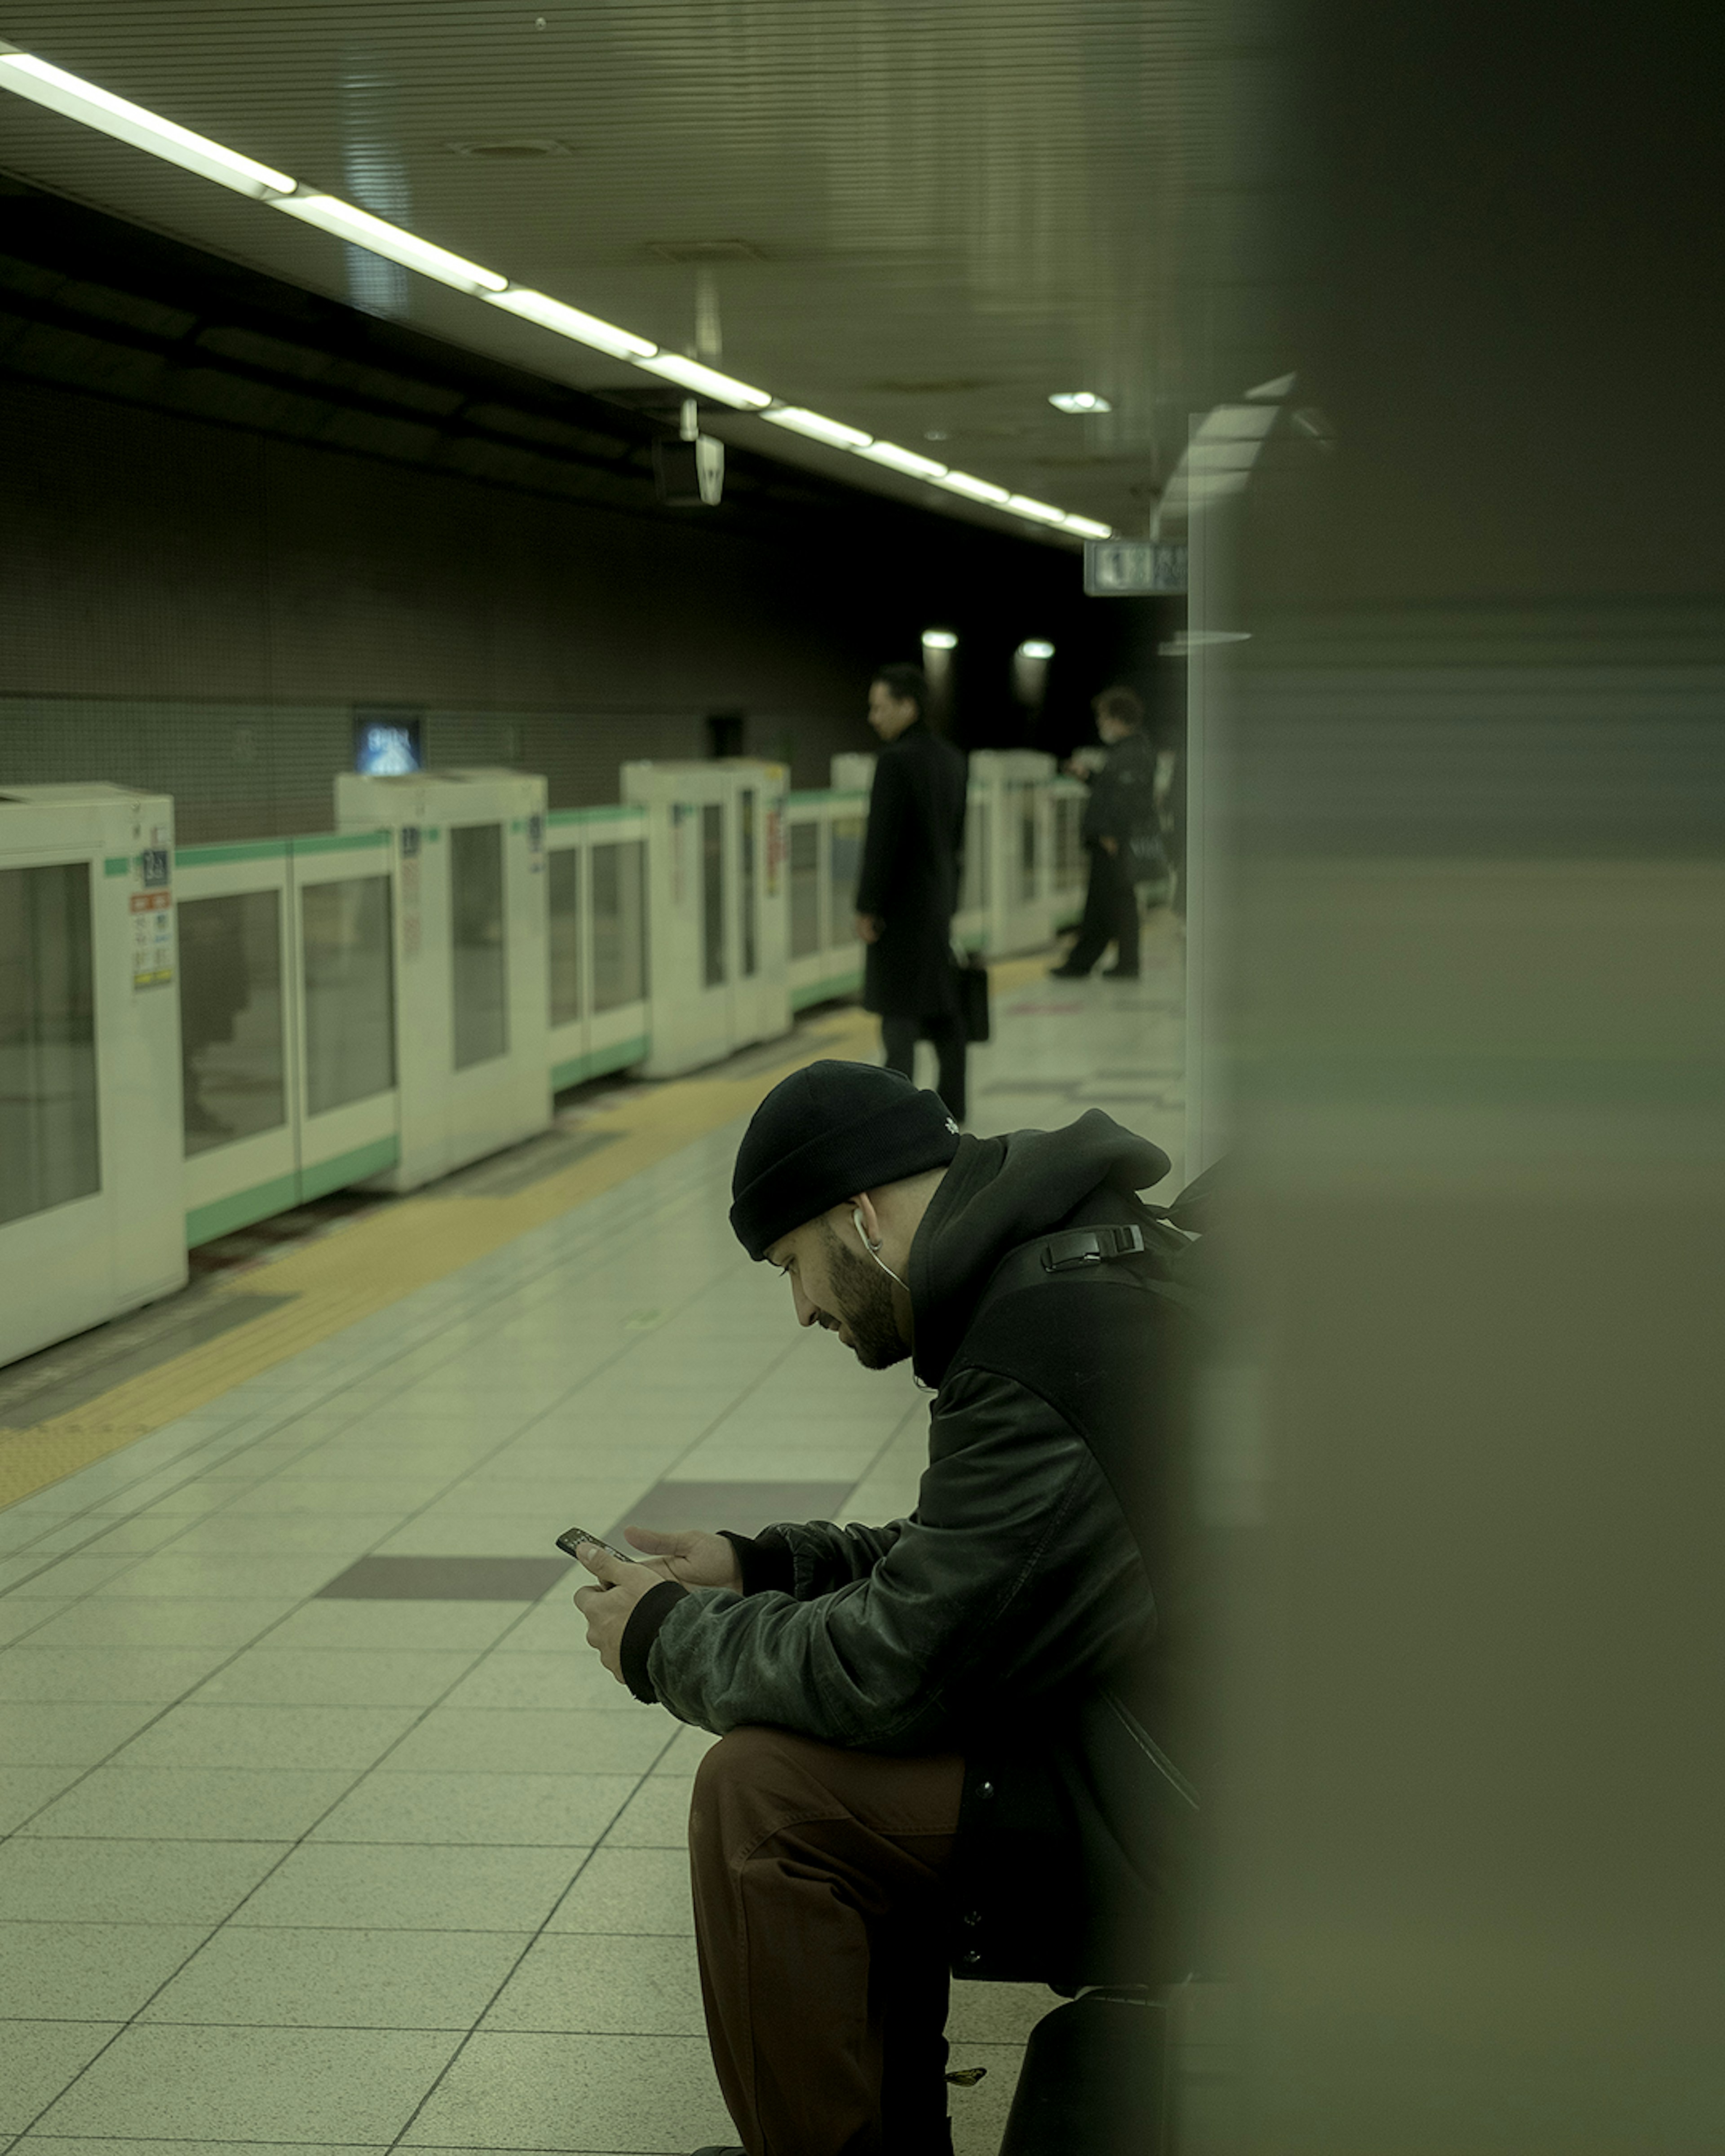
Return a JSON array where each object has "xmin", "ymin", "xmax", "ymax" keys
[{"xmin": 355, "ymin": 721, "xmax": 423, "ymax": 776}]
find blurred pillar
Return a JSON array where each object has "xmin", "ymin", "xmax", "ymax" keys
[{"xmin": 1194, "ymin": 3, "xmax": 1725, "ymax": 2152}]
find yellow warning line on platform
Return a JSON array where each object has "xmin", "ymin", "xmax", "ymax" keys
[{"xmin": 0, "ymin": 958, "xmax": 1053, "ymax": 1510}]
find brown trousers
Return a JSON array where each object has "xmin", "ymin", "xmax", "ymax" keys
[{"xmin": 690, "ymin": 1725, "xmax": 968, "ymax": 2156}]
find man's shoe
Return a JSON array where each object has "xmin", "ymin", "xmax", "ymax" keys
[
  {"xmin": 691, "ymin": 2147, "xmax": 745, "ymax": 2154},
  {"xmin": 1048, "ymin": 963, "xmax": 1088, "ymax": 979}
]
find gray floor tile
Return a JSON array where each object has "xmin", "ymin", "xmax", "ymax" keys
[
  {"xmin": 17, "ymin": 1599, "xmax": 299, "ymax": 1649},
  {"xmin": 162, "ymin": 1513, "xmax": 406, "ymax": 1556},
  {"xmin": 0, "ymin": 2019, "xmax": 124, "ymax": 2134},
  {"xmin": 544, "ymin": 1847, "xmax": 692, "ymax": 1935},
  {"xmin": 110, "ymin": 1702, "xmax": 421, "ymax": 1772},
  {"xmin": 0, "ymin": 1838, "xmax": 289, "ymax": 1923},
  {"xmin": 228, "ymin": 1841, "xmax": 589, "ymax": 1931},
  {"xmin": 480, "ymin": 1931, "xmax": 705, "ymax": 2035},
  {"xmin": 264, "ymin": 1600, "xmax": 529, "ymax": 1653},
  {"xmin": 90, "ymin": 1552, "xmax": 347, "ymax": 1600},
  {"xmin": 0, "ymin": 1647, "xmax": 234, "ymax": 1702},
  {"xmin": 599, "ymin": 1776, "xmax": 693, "ymax": 1849},
  {"xmin": 13, "ymin": 2143, "xmax": 380, "ymax": 2156},
  {"xmin": 193, "ymin": 1648, "xmax": 481, "ymax": 1707},
  {"xmin": 0, "ymin": 1597, "xmax": 69, "ymax": 1645},
  {"xmin": 4, "ymin": 1554, "xmax": 142, "ymax": 1597},
  {"xmin": 142, "ymin": 1922, "xmax": 532, "ymax": 2028},
  {"xmin": 945, "ymin": 1978, "xmax": 1063, "ymax": 2044},
  {"xmin": 21, "ymin": 1766, "xmax": 358, "ymax": 1842},
  {"xmin": 0, "ymin": 1701, "xmax": 164, "ymax": 1766},
  {"xmin": 371, "ymin": 1517, "xmax": 590, "ymax": 1560},
  {"xmin": 31, "ymin": 2023, "xmax": 464, "ymax": 2142},
  {"xmin": 318, "ymin": 1555, "xmax": 575, "ymax": 1601},
  {"xmin": 611, "ymin": 1479, "xmax": 856, "ymax": 1538},
  {"xmin": 0, "ymin": 1766, "xmax": 83, "ymax": 1834},
  {"xmin": 436, "ymin": 1652, "xmax": 650, "ymax": 1713},
  {"xmin": 943, "ymin": 2040, "xmax": 1035, "ymax": 2156},
  {"xmin": 0, "ymin": 1920, "xmax": 208, "ymax": 2019},
  {"xmin": 382, "ymin": 1709, "xmax": 671, "ymax": 1778},
  {"xmin": 399, "ymin": 2028, "xmax": 731, "ymax": 2152},
  {"xmin": 309, "ymin": 1770, "xmax": 635, "ymax": 1847},
  {"xmin": 652, "ymin": 1723, "xmax": 721, "ymax": 1776}
]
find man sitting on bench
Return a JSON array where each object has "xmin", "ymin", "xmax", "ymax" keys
[{"xmin": 572, "ymin": 1060, "xmax": 1197, "ymax": 2156}]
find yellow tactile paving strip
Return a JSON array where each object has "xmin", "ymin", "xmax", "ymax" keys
[{"xmin": 0, "ymin": 960, "xmax": 1051, "ymax": 1511}]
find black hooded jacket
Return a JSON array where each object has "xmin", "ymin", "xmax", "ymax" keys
[{"xmin": 622, "ymin": 1112, "xmax": 1196, "ymax": 1987}]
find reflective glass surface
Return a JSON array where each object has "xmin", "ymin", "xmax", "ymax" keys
[
  {"xmin": 0, "ymin": 862, "xmax": 100, "ymax": 1226},
  {"xmin": 591, "ymin": 839, "xmax": 647, "ymax": 1012},
  {"xmin": 961, "ymin": 800, "xmax": 991, "ymax": 912},
  {"xmin": 1015, "ymin": 783, "xmax": 1039, "ymax": 901},
  {"xmin": 548, "ymin": 848, "xmax": 581, "ymax": 1029},
  {"xmin": 179, "ymin": 889, "xmax": 286, "ymax": 1158},
  {"xmin": 301, "ymin": 875, "xmax": 395, "ymax": 1116},
  {"xmin": 451, "ymin": 823, "xmax": 509, "ymax": 1070},
  {"xmin": 829, "ymin": 815, "xmax": 864, "ymax": 948},
  {"xmin": 788, "ymin": 820, "xmax": 821, "ymax": 958},
  {"xmin": 739, "ymin": 790, "xmax": 758, "ymax": 979},
  {"xmin": 701, "ymin": 803, "xmax": 726, "ymax": 989}
]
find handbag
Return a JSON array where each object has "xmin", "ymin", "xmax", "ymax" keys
[{"xmin": 952, "ymin": 947, "xmax": 991, "ymax": 1044}]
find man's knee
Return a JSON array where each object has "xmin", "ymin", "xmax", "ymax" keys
[{"xmin": 691, "ymin": 1724, "xmax": 827, "ymax": 1855}]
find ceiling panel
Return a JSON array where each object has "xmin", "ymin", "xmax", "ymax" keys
[{"xmin": 0, "ymin": 0, "xmax": 1233, "ymax": 533}]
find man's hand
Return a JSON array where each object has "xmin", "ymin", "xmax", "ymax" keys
[
  {"xmin": 854, "ymin": 910, "xmax": 882, "ymax": 944},
  {"xmin": 571, "ymin": 1542, "xmax": 673, "ymax": 1683},
  {"xmin": 1099, "ymin": 835, "xmax": 1119, "ymax": 857},
  {"xmin": 622, "ymin": 1526, "xmax": 744, "ymax": 1591}
]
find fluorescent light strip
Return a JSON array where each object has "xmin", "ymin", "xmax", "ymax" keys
[
  {"xmin": 855, "ymin": 441, "xmax": 950, "ymax": 481},
  {"xmin": 1006, "ymin": 494, "xmax": 1069, "ymax": 526},
  {"xmin": 637, "ymin": 353, "xmax": 772, "ymax": 409},
  {"xmin": 933, "ymin": 471, "xmax": 1012, "ymax": 505},
  {"xmin": 275, "ymin": 193, "xmax": 507, "ymax": 295},
  {"xmin": 485, "ymin": 287, "xmax": 655, "ymax": 360},
  {"xmin": 0, "ymin": 45, "xmax": 294, "ymax": 197},
  {"xmin": 0, "ymin": 42, "xmax": 1110, "ymax": 537},
  {"xmin": 762, "ymin": 406, "xmax": 873, "ymax": 450}
]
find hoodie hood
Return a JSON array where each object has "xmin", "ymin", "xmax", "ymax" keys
[{"xmin": 907, "ymin": 1111, "xmax": 1171, "ymax": 1387}]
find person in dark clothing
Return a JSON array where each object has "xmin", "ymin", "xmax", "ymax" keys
[
  {"xmin": 854, "ymin": 663, "xmax": 969, "ymax": 1119},
  {"xmin": 1053, "ymin": 684, "xmax": 1159, "ymax": 980},
  {"xmin": 570, "ymin": 1061, "xmax": 1198, "ymax": 2156}
]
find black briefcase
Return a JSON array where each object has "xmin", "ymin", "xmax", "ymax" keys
[{"xmin": 953, "ymin": 950, "xmax": 991, "ymax": 1043}]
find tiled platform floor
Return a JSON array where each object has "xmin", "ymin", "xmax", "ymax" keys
[{"xmin": 0, "ymin": 918, "xmax": 1185, "ymax": 2156}]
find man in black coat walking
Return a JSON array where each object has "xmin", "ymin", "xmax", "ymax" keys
[
  {"xmin": 854, "ymin": 663, "xmax": 969, "ymax": 1120},
  {"xmin": 568, "ymin": 1062, "xmax": 1200, "ymax": 2156},
  {"xmin": 1053, "ymin": 684, "xmax": 1159, "ymax": 981}
]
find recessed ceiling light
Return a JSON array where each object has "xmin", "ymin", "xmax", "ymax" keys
[
  {"xmin": 922, "ymin": 628, "xmax": 959, "ymax": 650},
  {"xmin": 762, "ymin": 407, "xmax": 872, "ymax": 450},
  {"xmin": 445, "ymin": 137, "xmax": 571, "ymax": 159},
  {"xmin": 486, "ymin": 287, "xmax": 656, "ymax": 360},
  {"xmin": 1018, "ymin": 640, "xmax": 1056, "ymax": 660},
  {"xmin": 1048, "ymin": 391, "xmax": 1111, "ymax": 415},
  {"xmin": 646, "ymin": 239, "xmax": 764, "ymax": 263}
]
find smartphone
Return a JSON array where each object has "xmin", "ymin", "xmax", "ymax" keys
[{"xmin": 555, "ymin": 1525, "xmax": 642, "ymax": 1565}]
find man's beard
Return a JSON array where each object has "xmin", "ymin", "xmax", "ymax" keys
[{"xmin": 818, "ymin": 1224, "xmax": 909, "ymax": 1370}]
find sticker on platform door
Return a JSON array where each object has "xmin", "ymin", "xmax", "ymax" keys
[{"xmin": 130, "ymin": 888, "xmax": 175, "ymax": 987}]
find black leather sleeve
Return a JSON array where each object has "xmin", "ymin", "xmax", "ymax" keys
[{"xmin": 644, "ymin": 1367, "xmax": 1151, "ymax": 1748}]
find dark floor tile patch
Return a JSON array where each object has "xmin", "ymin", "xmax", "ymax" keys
[
  {"xmin": 0, "ymin": 1288, "xmax": 296, "ymax": 1429},
  {"xmin": 610, "ymin": 1480, "xmax": 857, "ymax": 1542},
  {"xmin": 318, "ymin": 1555, "xmax": 575, "ymax": 1600}
]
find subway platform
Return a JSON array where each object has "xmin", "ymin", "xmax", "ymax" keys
[{"xmin": 0, "ymin": 922, "xmax": 1183, "ymax": 2156}]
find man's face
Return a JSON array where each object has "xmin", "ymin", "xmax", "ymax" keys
[
  {"xmin": 1096, "ymin": 709, "xmax": 1131, "ymax": 746},
  {"xmin": 867, "ymin": 681, "xmax": 920, "ymax": 741},
  {"xmin": 767, "ymin": 1211, "xmax": 908, "ymax": 1370}
]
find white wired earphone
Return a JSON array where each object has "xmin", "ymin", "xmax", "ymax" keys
[{"xmin": 852, "ymin": 1206, "xmax": 907, "ymax": 1289}]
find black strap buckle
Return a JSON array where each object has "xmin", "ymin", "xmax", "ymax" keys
[{"xmin": 1039, "ymin": 1225, "xmax": 1147, "ymax": 1273}]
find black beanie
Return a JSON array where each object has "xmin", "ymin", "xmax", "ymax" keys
[{"xmin": 730, "ymin": 1060, "xmax": 961, "ymax": 1260}]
